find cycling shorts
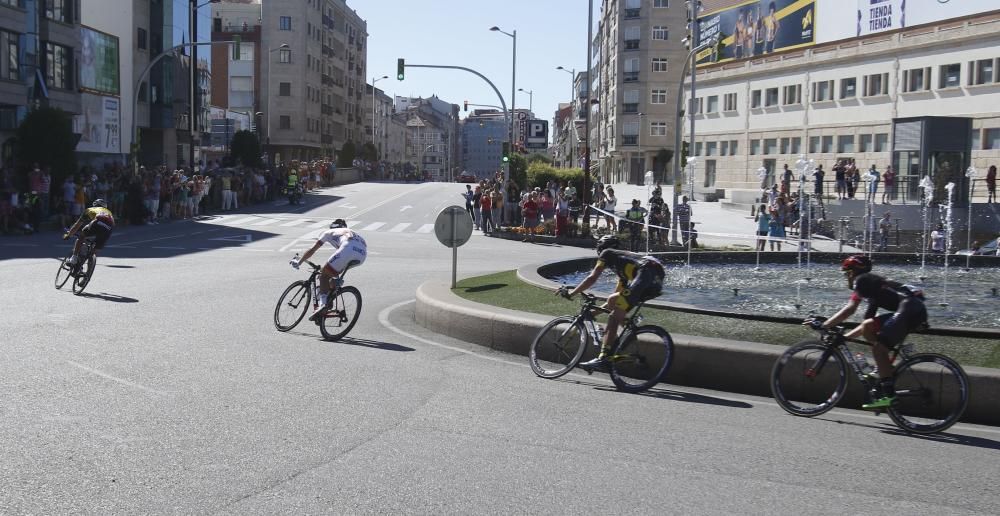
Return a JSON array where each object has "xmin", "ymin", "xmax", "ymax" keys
[
  {"xmin": 613, "ymin": 263, "xmax": 664, "ymax": 312},
  {"xmin": 872, "ymin": 297, "xmax": 927, "ymax": 348},
  {"xmin": 325, "ymin": 239, "xmax": 367, "ymax": 274},
  {"xmin": 82, "ymin": 221, "xmax": 113, "ymax": 249}
]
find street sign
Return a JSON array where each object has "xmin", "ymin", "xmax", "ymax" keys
[
  {"xmin": 434, "ymin": 206, "xmax": 473, "ymax": 247},
  {"xmin": 525, "ymin": 119, "xmax": 548, "ymax": 149}
]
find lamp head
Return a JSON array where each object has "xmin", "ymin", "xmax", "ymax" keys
[{"xmin": 489, "ymin": 26, "xmax": 500, "ymax": 31}]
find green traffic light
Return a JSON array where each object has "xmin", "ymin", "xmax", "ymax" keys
[{"xmin": 397, "ymin": 58, "xmax": 405, "ymax": 81}]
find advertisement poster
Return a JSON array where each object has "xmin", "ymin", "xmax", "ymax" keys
[
  {"xmin": 856, "ymin": 0, "xmax": 906, "ymax": 37},
  {"xmin": 79, "ymin": 27, "xmax": 120, "ymax": 96},
  {"xmin": 75, "ymin": 95, "xmax": 121, "ymax": 154},
  {"xmin": 697, "ymin": 0, "xmax": 816, "ymax": 66}
]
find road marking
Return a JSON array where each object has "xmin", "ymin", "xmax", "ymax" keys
[
  {"xmin": 114, "ymin": 228, "xmax": 222, "ymax": 246},
  {"xmin": 416, "ymin": 224, "xmax": 434, "ymax": 234},
  {"xmin": 280, "ymin": 219, "xmax": 310, "ymax": 227},
  {"xmin": 388, "ymin": 223, "xmax": 411, "ymax": 232},
  {"xmin": 1, "ymin": 243, "xmax": 39, "ymax": 247},
  {"xmin": 210, "ymin": 234, "xmax": 252, "ymax": 243},
  {"xmin": 361, "ymin": 222, "xmax": 385, "ymax": 231},
  {"xmin": 251, "ymin": 218, "xmax": 279, "ymax": 226},
  {"xmin": 67, "ymin": 360, "xmax": 168, "ymax": 396},
  {"xmin": 400, "ymin": 205, "xmax": 412, "ymax": 212},
  {"xmin": 230, "ymin": 216, "xmax": 261, "ymax": 225},
  {"xmin": 307, "ymin": 221, "xmax": 329, "ymax": 228},
  {"xmin": 152, "ymin": 246, "xmax": 185, "ymax": 250},
  {"xmin": 339, "ymin": 204, "xmax": 357, "ymax": 209}
]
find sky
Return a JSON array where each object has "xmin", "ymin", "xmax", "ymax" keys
[{"xmin": 360, "ymin": 0, "xmax": 592, "ymax": 125}]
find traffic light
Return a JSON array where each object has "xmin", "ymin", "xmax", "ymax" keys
[
  {"xmin": 232, "ymin": 35, "xmax": 241, "ymax": 60},
  {"xmin": 397, "ymin": 58, "xmax": 405, "ymax": 80},
  {"xmin": 501, "ymin": 142, "xmax": 510, "ymax": 163},
  {"xmin": 463, "ymin": 100, "xmax": 468, "ymax": 112}
]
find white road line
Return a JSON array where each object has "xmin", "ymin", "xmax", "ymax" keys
[
  {"xmin": 280, "ymin": 219, "xmax": 310, "ymax": 227},
  {"xmin": 66, "ymin": 360, "xmax": 168, "ymax": 396},
  {"xmin": 388, "ymin": 223, "xmax": 411, "ymax": 232},
  {"xmin": 251, "ymin": 218, "xmax": 280, "ymax": 226},
  {"xmin": 307, "ymin": 221, "xmax": 329, "ymax": 228},
  {"xmin": 416, "ymin": 224, "xmax": 434, "ymax": 234},
  {"xmin": 152, "ymin": 246, "xmax": 185, "ymax": 250},
  {"xmin": 361, "ymin": 222, "xmax": 385, "ymax": 231},
  {"xmin": 1, "ymin": 243, "xmax": 39, "ymax": 247},
  {"xmin": 230, "ymin": 216, "xmax": 261, "ymax": 225}
]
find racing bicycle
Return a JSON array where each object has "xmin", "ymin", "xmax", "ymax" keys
[
  {"xmin": 529, "ymin": 291, "xmax": 674, "ymax": 393},
  {"xmin": 770, "ymin": 317, "xmax": 970, "ymax": 434},
  {"xmin": 55, "ymin": 235, "xmax": 97, "ymax": 295},
  {"xmin": 273, "ymin": 257, "xmax": 362, "ymax": 341}
]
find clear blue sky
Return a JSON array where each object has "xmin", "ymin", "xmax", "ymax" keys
[{"xmin": 361, "ymin": 0, "xmax": 592, "ymax": 124}]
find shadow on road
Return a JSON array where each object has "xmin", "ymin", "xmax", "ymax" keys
[
  {"xmin": 76, "ymin": 291, "xmax": 140, "ymax": 303},
  {"xmin": 334, "ymin": 337, "xmax": 415, "ymax": 352},
  {"xmin": 553, "ymin": 376, "xmax": 754, "ymax": 409},
  {"xmin": 103, "ymin": 264, "xmax": 136, "ymax": 269},
  {"xmin": 817, "ymin": 416, "xmax": 1000, "ymax": 449}
]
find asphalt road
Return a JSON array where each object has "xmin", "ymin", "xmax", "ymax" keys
[{"xmin": 2, "ymin": 181, "xmax": 998, "ymax": 514}]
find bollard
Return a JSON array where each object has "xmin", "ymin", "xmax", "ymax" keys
[{"xmin": 732, "ymin": 288, "xmax": 739, "ymax": 296}]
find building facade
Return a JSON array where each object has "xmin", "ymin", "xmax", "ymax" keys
[
  {"xmin": 461, "ymin": 109, "xmax": 506, "ymax": 179},
  {"xmin": 396, "ymin": 95, "xmax": 460, "ymax": 181},
  {"xmin": 260, "ymin": 0, "xmax": 366, "ymax": 164},
  {"xmin": 364, "ymin": 83, "xmax": 393, "ymax": 162}
]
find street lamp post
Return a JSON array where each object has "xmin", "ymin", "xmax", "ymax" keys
[
  {"xmin": 556, "ymin": 66, "xmax": 576, "ymax": 169},
  {"xmin": 490, "ymin": 26, "xmax": 517, "ymax": 155},
  {"xmin": 517, "ymin": 88, "xmax": 533, "ymax": 113},
  {"xmin": 266, "ymin": 43, "xmax": 290, "ymax": 167}
]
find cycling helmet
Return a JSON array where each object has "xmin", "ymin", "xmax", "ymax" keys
[
  {"xmin": 91, "ymin": 199, "xmax": 108, "ymax": 209},
  {"xmin": 852, "ymin": 273, "xmax": 884, "ymax": 298},
  {"xmin": 329, "ymin": 218, "xmax": 347, "ymax": 229},
  {"xmin": 596, "ymin": 235, "xmax": 621, "ymax": 254},
  {"xmin": 840, "ymin": 254, "xmax": 872, "ymax": 274}
]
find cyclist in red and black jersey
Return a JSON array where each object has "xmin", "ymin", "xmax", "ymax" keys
[
  {"xmin": 559, "ymin": 235, "xmax": 665, "ymax": 369},
  {"xmin": 64, "ymin": 199, "xmax": 115, "ymax": 265},
  {"xmin": 808, "ymin": 255, "xmax": 928, "ymax": 410}
]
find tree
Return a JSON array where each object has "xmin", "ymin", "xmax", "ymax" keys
[
  {"xmin": 360, "ymin": 142, "xmax": 378, "ymax": 162},
  {"xmin": 14, "ymin": 107, "xmax": 77, "ymax": 185},
  {"xmin": 508, "ymin": 153, "xmax": 528, "ymax": 188},
  {"xmin": 338, "ymin": 140, "xmax": 356, "ymax": 168},
  {"xmin": 526, "ymin": 153, "xmax": 552, "ymax": 165},
  {"xmin": 229, "ymin": 130, "xmax": 261, "ymax": 167}
]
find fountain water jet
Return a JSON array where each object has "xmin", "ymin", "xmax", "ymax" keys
[{"xmin": 917, "ymin": 176, "xmax": 934, "ymax": 281}]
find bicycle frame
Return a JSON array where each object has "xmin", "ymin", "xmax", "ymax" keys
[
  {"xmin": 568, "ymin": 293, "xmax": 647, "ymax": 350},
  {"xmin": 813, "ymin": 328, "xmax": 914, "ymax": 395}
]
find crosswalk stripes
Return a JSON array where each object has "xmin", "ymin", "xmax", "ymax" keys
[
  {"xmin": 279, "ymin": 218, "xmax": 311, "ymax": 227},
  {"xmin": 251, "ymin": 218, "xmax": 279, "ymax": 226},
  {"xmin": 307, "ymin": 221, "xmax": 330, "ymax": 229},
  {"xmin": 230, "ymin": 216, "xmax": 260, "ymax": 225},
  {"xmin": 388, "ymin": 223, "xmax": 411, "ymax": 232},
  {"xmin": 416, "ymin": 224, "xmax": 434, "ymax": 234},
  {"xmin": 202, "ymin": 216, "xmax": 447, "ymax": 237},
  {"xmin": 360, "ymin": 222, "xmax": 385, "ymax": 231}
]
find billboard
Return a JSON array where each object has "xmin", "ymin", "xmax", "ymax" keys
[
  {"xmin": 79, "ymin": 27, "xmax": 120, "ymax": 96},
  {"xmin": 820, "ymin": 0, "xmax": 1000, "ymax": 43},
  {"xmin": 75, "ymin": 94, "xmax": 121, "ymax": 154},
  {"xmin": 697, "ymin": 0, "xmax": 816, "ymax": 66}
]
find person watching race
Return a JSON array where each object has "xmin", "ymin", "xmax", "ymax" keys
[
  {"xmin": 558, "ymin": 235, "xmax": 665, "ymax": 369},
  {"xmin": 292, "ymin": 219, "xmax": 367, "ymax": 320},
  {"xmin": 63, "ymin": 199, "xmax": 115, "ymax": 264},
  {"xmin": 806, "ymin": 255, "xmax": 928, "ymax": 410}
]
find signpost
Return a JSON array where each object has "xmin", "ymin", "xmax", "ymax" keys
[
  {"xmin": 434, "ymin": 206, "xmax": 474, "ymax": 288},
  {"xmin": 525, "ymin": 119, "xmax": 548, "ymax": 150}
]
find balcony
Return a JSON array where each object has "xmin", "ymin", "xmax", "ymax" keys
[
  {"xmin": 624, "ymin": 39, "xmax": 639, "ymax": 50},
  {"xmin": 623, "ymin": 71, "xmax": 639, "ymax": 82},
  {"xmin": 322, "ymin": 15, "xmax": 334, "ymax": 30},
  {"xmin": 624, "ymin": 8, "xmax": 640, "ymax": 19},
  {"xmin": 322, "ymin": 45, "xmax": 334, "ymax": 58},
  {"xmin": 622, "ymin": 135, "xmax": 638, "ymax": 145},
  {"xmin": 321, "ymin": 104, "xmax": 333, "ymax": 116},
  {"xmin": 322, "ymin": 74, "xmax": 334, "ymax": 87}
]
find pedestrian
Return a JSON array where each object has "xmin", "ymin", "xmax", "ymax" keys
[
  {"xmin": 987, "ymin": 165, "xmax": 997, "ymax": 203},
  {"xmin": 930, "ymin": 223, "xmax": 945, "ymax": 254},
  {"xmin": 878, "ymin": 212, "xmax": 892, "ymax": 251},
  {"xmin": 866, "ymin": 165, "xmax": 880, "ymax": 203},
  {"xmin": 676, "ymin": 195, "xmax": 692, "ymax": 245},
  {"xmin": 781, "ymin": 164, "xmax": 792, "ymax": 195},
  {"xmin": 767, "ymin": 207, "xmax": 784, "ymax": 251},
  {"xmin": 812, "ymin": 164, "xmax": 825, "ymax": 205},
  {"xmin": 555, "ymin": 188, "xmax": 570, "ymax": 238},
  {"xmin": 462, "ymin": 184, "xmax": 474, "ymax": 222},
  {"xmin": 624, "ymin": 199, "xmax": 647, "ymax": 252},
  {"xmin": 603, "ymin": 187, "xmax": 617, "ymax": 231},
  {"xmin": 521, "ymin": 190, "xmax": 540, "ymax": 242},
  {"xmin": 834, "ymin": 160, "xmax": 846, "ymax": 200},
  {"xmin": 754, "ymin": 203, "xmax": 770, "ymax": 251},
  {"xmin": 881, "ymin": 165, "xmax": 896, "ymax": 204},
  {"xmin": 848, "ymin": 163, "xmax": 861, "ymax": 199},
  {"xmin": 480, "ymin": 186, "xmax": 493, "ymax": 233},
  {"xmin": 472, "ymin": 185, "xmax": 483, "ymax": 230},
  {"xmin": 490, "ymin": 188, "xmax": 503, "ymax": 231}
]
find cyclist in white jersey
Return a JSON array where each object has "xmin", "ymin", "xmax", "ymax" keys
[{"xmin": 293, "ymin": 218, "xmax": 367, "ymax": 319}]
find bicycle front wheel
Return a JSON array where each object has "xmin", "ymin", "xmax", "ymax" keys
[
  {"xmin": 888, "ymin": 353, "xmax": 969, "ymax": 435},
  {"xmin": 529, "ymin": 316, "xmax": 587, "ymax": 379},
  {"xmin": 72, "ymin": 255, "xmax": 96, "ymax": 295},
  {"xmin": 319, "ymin": 286, "xmax": 362, "ymax": 341},
  {"xmin": 771, "ymin": 341, "xmax": 848, "ymax": 417},
  {"xmin": 274, "ymin": 280, "xmax": 311, "ymax": 332},
  {"xmin": 55, "ymin": 255, "xmax": 72, "ymax": 289},
  {"xmin": 609, "ymin": 325, "xmax": 674, "ymax": 393}
]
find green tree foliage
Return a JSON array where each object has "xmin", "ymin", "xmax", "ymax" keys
[
  {"xmin": 360, "ymin": 142, "xmax": 379, "ymax": 162},
  {"xmin": 338, "ymin": 140, "xmax": 357, "ymax": 168},
  {"xmin": 508, "ymin": 153, "xmax": 528, "ymax": 188},
  {"xmin": 526, "ymin": 153, "xmax": 552, "ymax": 165},
  {"xmin": 229, "ymin": 130, "xmax": 261, "ymax": 167},
  {"xmin": 525, "ymin": 162, "xmax": 586, "ymax": 194},
  {"xmin": 14, "ymin": 107, "xmax": 77, "ymax": 186}
]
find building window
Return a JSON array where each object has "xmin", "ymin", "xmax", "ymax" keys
[
  {"xmin": 623, "ymin": 89, "xmax": 639, "ymax": 113},
  {"xmin": 652, "ymin": 26, "xmax": 668, "ymax": 40},
  {"xmin": 651, "ymin": 57, "xmax": 668, "ymax": 72},
  {"xmin": 654, "ymin": 0, "xmax": 669, "ymax": 6},
  {"xmin": 750, "ymin": 139, "xmax": 761, "ymax": 155},
  {"xmin": 903, "ymin": 67, "xmax": 930, "ymax": 92},
  {"xmin": 763, "ymin": 138, "xmax": 777, "ymax": 154},
  {"xmin": 704, "ymin": 159, "xmax": 716, "ymax": 187},
  {"xmin": 45, "ymin": 0, "xmax": 69, "ymax": 23},
  {"xmin": 706, "ymin": 95, "xmax": 719, "ymax": 113},
  {"xmin": 624, "ymin": 0, "xmax": 640, "ymax": 18},
  {"xmin": 2, "ymin": 31, "xmax": 18, "ymax": 81},
  {"xmin": 720, "ymin": 141, "xmax": 729, "ymax": 156},
  {"xmin": 790, "ymin": 137, "xmax": 801, "ymax": 154},
  {"xmin": 971, "ymin": 128, "xmax": 981, "ymax": 150},
  {"xmin": 863, "ymin": 73, "xmax": 889, "ymax": 97},
  {"xmin": 860, "ymin": 134, "xmax": 873, "ymax": 152},
  {"xmin": 764, "ymin": 87, "xmax": 779, "ymax": 107},
  {"xmin": 44, "ymin": 42, "xmax": 70, "ymax": 90},
  {"xmin": 751, "ymin": 89, "xmax": 762, "ymax": 108},
  {"xmin": 982, "ymin": 129, "xmax": 1000, "ymax": 150},
  {"xmin": 624, "ymin": 26, "xmax": 640, "ymax": 50},
  {"xmin": 650, "ymin": 89, "xmax": 666, "ymax": 104},
  {"xmin": 971, "ymin": 58, "xmax": 997, "ymax": 86},
  {"xmin": 729, "ymin": 140, "xmax": 738, "ymax": 155},
  {"xmin": 840, "ymin": 77, "xmax": 856, "ymax": 99},
  {"xmin": 279, "ymin": 48, "xmax": 291, "ymax": 63},
  {"xmin": 280, "ymin": 16, "xmax": 292, "ymax": 30},
  {"xmin": 624, "ymin": 58, "xmax": 639, "ymax": 81},
  {"xmin": 279, "ymin": 81, "xmax": 291, "ymax": 96},
  {"xmin": 938, "ymin": 63, "xmax": 961, "ymax": 88},
  {"xmin": 837, "ymin": 135, "xmax": 855, "ymax": 153},
  {"xmin": 235, "ymin": 43, "xmax": 254, "ymax": 61},
  {"xmin": 706, "ymin": 141, "xmax": 717, "ymax": 156},
  {"xmin": 812, "ymin": 80, "xmax": 833, "ymax": 102},
  {"xmin": 809, "ymin": 136, "xmax": 820, "ymax": 154},
  {"xmin": 874, "ymin": 133, "xmax": 889, "ymax": 152},
  {"xmin": 622, "ymin": 120, "xmax": 639, "ymax": 145},
  {"xmin": 723, "ymin": 92, "xmax": 737, "ymax": 111},
  {"xmin": 822, "ymin": 135, "xmax": 833, "ymax": 153},
  {"xmin": 782, "ymin": 84, "xmax": 801, "ymax": 105},
  {"xmin": 230, "ymin": 76, "xmax": 253, "ymax": 106},
  {"xmin": 694, "ymin": 142, "xmax": 702, "ymax": 156},
  {"xmin": 691, "ymin": 97, "xmax": 703, "ymax": 115},
  {"xmin": 137, "ymin": 28, "xmax": 147, "ymax": 50},
  {"xmin": 780, "ymin": 137, "xmax": 790, "ymax": 154},
  {"xmin": 280, "ymin": 115, "xmax": 291, "ymax": 130},
  {"xmin": 650, "ymin": 121, "xmax": 666, "ymax": 136}
]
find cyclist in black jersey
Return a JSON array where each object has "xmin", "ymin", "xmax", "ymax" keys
[
  {"xmin": 63, "ymin": 199, "xmax": 115, "ymax": 265},
  {"xmin": 559, "ymin": 235, "xmax": 665, "ymax": 369},
  {"xmin": 808, "ymin": 255, "xmax": 928, "ymax": 410}
]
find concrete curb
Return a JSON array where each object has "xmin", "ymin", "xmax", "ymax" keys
[{"xmin": 415, "ymin": 280, "xmax": 1000, "ymax": 427}]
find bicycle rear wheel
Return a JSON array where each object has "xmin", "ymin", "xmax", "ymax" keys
[
  {"xmin": 319, "ymin": 286, "xmax": 362, "ymax": 341},
  {"xmin": 888, "ymin": 353, "xmax": 969, "ymax": 435},
  {"xmin": 529, "ymin": 316, "xmax": 587, "ymax": 379},
  {"xmin": 609, "ymin": 325, "xmax": 674, "ymax": 393},
  {"xmin": 771, "ymin": 341, "xmax": 848, "ymax": 417},
  {"xmin": 72, "ymin": 255, "xmax": 96, "ymax": 295},
  {"xmin": 274, "ymin": 280, "xmax": 311, "ymax": 332},
  {"xmin": 55, "ymin": 255, "xmax": 72, "ymax": 289}
]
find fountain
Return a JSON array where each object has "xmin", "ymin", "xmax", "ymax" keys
[
  {"xmin": 964, "ymin": 166, "xmax": 978, "ymax": 271},
  {"xmin": 685, "ymin": 157, "xmax": 698, "ymax": 272},
  {"xmin": 941, "ymin": 182, "xmax": 955, "ymax": 307},
  {"xmin": 917, "ymin": 176, "xmax": 935, "ymax": 281}
]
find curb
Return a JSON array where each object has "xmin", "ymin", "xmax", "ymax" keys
[{"xmin": 415, "ymin": 280, "xmax": 1000, "ymax": 427}]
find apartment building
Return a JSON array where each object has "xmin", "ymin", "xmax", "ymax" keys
[
  {"xmin": 687, "ymin": 0, "xmax": 1000, "ymax": 204},
  {"xmin": 594, "ymin": 0, "xmax": 690, "ymax": 185},
  {"xmin": 461, "ymin": 109, "xmax": 506, "ymax": 179},
  {"xmin": 396, "ymin": 95, "xmax": 460, "ymax": 181},
  {"xmin": 261, "ymin": 0, "xmax": 367, "ymax": 164},
  {"xmin": 364, "ymin": 83, "xmax": 394, "ymax": 164}
]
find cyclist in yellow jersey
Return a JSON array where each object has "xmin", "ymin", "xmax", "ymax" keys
[{"xmin": 64, "ymin": 199, "xmax": 115, "ymax": 264}]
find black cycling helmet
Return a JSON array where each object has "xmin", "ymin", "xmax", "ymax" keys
[
  {"xmin": 841, "ymin": 254, "xmax": 872, "ymax": 274},
  {"xmin": 92, "ymin": 198, "xmax": 107, "ymax": 209},
  {"xmin": 852, "ymin": 273, "xmax": 884, "ymax": 298},
  {"xmin": 329, "ymin": 218, "xmax": 347, "ymax": 229},
  {"xmin": 596, "ymin": 235, "xmax": 620, "ymax": 254}
]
